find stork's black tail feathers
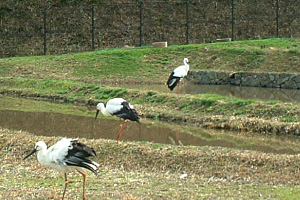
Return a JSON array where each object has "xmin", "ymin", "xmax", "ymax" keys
[
  {"xmin": 166, "ymin": 72, "xmax": 181, "ymax": 91},
  {"xmin": 130, "ymin": 108, "xmax": 140, "ymax": 123},
  {"xmin": 65, "ymin": 140, "xmax": 99, "ymax": 175},
  {"xmin": 116, "ymin": 101, "xmax": 140, "ymax": 123}
]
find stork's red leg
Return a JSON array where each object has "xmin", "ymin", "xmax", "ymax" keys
[
  {"xmin": 62, "ymin": 173, "xmax": 69, "ymax": 200},
  {"xmin": 77, "ymin": 170, "xmax": 87, "ymax": 200},
  {"xmin": 117, "ymin": 120, "xmax": 130, "ymax": 142},
  {"xmin": 117, "ymin": 123, "xmax": 124, "ymax": 142}
]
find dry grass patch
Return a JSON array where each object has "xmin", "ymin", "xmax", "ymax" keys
[{"xmin": 1, "ymin": 128, "xmax": 300, "ymax": 199}]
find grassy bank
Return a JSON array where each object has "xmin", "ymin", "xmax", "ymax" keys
[
  {"xmin": 1, "ymin": 38, "xmax": 300, "ymax": 84},
  {"xmin": 1, "ymin": 77, "xmax": 300, "ymax": 135},
  {"xmin": 1, "ymin": 128, "xmax": 300, "ymax": 199}
]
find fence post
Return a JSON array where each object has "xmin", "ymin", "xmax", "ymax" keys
[
  {"xmin": 186, "ymin": 0, "xmax": 190, "ymax": 44},
  {"xmin": 43, "ymin": 8, "xmax": 47, "ymax": 55},
  {"xmin": 92, "ymin": 5, "xmax": 95, "ymax": 49},
  {"xmin": 231, "ymin": 0, "xmax": 236, "ymax": 41},
  {"xmin": 276, "ymin": 0, "xmax": 280, "ymax": 38},
  {"xmin": 139, "ymin": 0, "xmax": 143, "ymax": 46}
]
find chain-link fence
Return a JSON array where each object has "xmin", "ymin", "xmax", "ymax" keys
[{"xmin": 0, "ymin": 0, "xmax": 299, "ymax": 57}]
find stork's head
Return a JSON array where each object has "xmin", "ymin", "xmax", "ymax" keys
[
  {"xmin": 95, "ymin": 103, "xmax": 105, "ymax": 120},
  {"xmin": 23, "ymin": 141, "xmax": 47, "ymax": 160},
  {"xmin": 183, "ymin": 58, "xmax": 189, "ymax": 65}
]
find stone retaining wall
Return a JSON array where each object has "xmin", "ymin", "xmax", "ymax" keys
[{"xmin": 187, "ymin": 71, "xmax": 300, "ymax": 89}]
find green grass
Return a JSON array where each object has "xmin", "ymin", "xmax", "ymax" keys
[
  {"xmin": 1, "ymin": 77, "xmax": 85, "ymax": 94},
  {"xmin": 228, "ymin": 98, "xmax": 255, "ymax": 106},
  {"xmin": 282, "ymin": 116, "xmax": 299, "ymax": 122},
  {"xmin": 0, "ymin": 96, "xmax": 94, "ymax": 117},
  {"xmin": 274, "ymin": 186, "xmax": 300, "ymax": 200},
  {"xmin": 0, "ymin": 77, "xmax": 128, "ymax": 101},
  {"xmin": 2, "ymin": 76, "xmax": 300, "ymax": 125},
  {"xmin": 1, "ymin": 38, "xmax": 300, "ymax": 84},
  {"xmin": 95, "ymin": 87, "xmax": 128, "ymax": 99}
]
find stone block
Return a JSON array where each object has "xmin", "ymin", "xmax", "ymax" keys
[{"xmin": 152, "ymin": 42, "xmax": 168, "ymax": 48}]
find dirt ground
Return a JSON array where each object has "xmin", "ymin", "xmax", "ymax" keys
[{"xmin": 1, "ymin": 128, "xmax": 300, "ymax": 200}]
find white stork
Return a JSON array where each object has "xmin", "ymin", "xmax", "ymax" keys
[
  {"xmin": 95, "ymin": 98, "xmax": 140, "ymax": 141},
  {"xmin": 23, "ymin": 138, "xmax": 99, "ymax": 200},
  {"xmin": 166, "ymin": 58, "xmax": 190, "ymax": 93}
]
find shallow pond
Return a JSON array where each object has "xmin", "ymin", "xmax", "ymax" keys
[
  {"xmin": 108, "ymin": 82, "xmax": 300, "ymax": 102},
  {"xmin": 1, "ymin": 102, "xmax": 300, "ymax": 154}
]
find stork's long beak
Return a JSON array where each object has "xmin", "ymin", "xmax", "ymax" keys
[
  {"xmin": 95, "ymin": 110, "xmax": 99, "ymax": 120},
  {"xmin": 23, "ymin": 148, "xmax": 37, "ymax": 160}
]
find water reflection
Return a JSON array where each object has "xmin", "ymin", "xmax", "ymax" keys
[
  {"xmin": 1, "ymin": 109, "xmax": 300, "ymax": 154},
  {"xmin": 108, "ymin": 82, "xmax": 300, "ymax": 102},
  {"xmin": 0, "ymin": 110, "xmax": 211, "ymax": 146}
]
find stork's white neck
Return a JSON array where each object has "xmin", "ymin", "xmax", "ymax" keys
[
  {"xmin": 97, "ymin": 103, "xmax": 111, "ymax": 116},
  {"xmin": 183, "ymin": 58, "xmax": 189, "ymax": 66},
  {"xmin": 36, "ymin": 143, "xmax": 48, "ymax": 166}
]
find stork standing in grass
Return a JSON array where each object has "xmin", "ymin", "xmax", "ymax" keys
[
  {"xmin": 24, "ymin": 138, "xmax": 99, "ymax": 200},
  {"xmin": 95, "ymin": 98, "xmax": 140, "ymax": 141},
  {"xmin": 166, "ymin": 58, "xmax": 190, "ymax": 93}
]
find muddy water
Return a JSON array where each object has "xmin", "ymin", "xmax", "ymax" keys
[
  {"xmin": 0, "ymin": 110, "xmax": 214, "ymax": 145},
  {"xmin": 109, "ymin": 82, "xmax": 300, "ymax": 102},
  {"xmin": 1, "ymin": 109, "xmax": 300, "ymax": 154}
]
